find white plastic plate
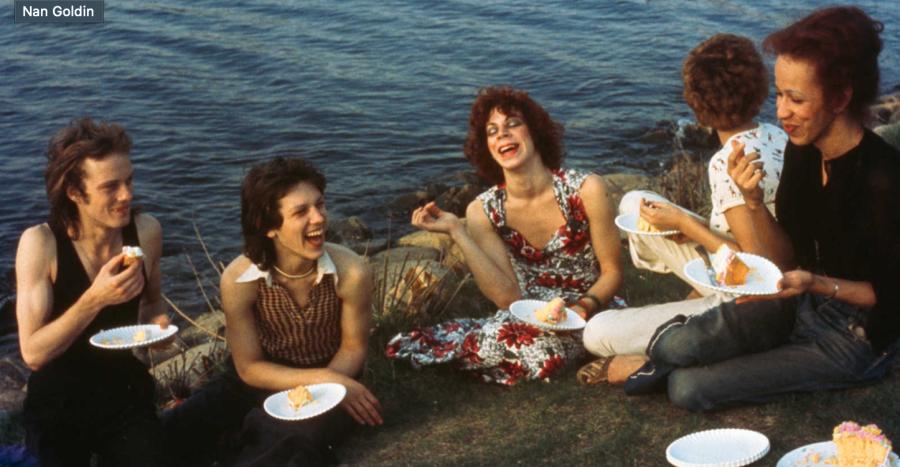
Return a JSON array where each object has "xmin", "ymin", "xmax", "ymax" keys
[
  {"xmin": 666, "ymin": 428, "xmax": 770, "ymax": 467},
  {"xmin": 776, "ymin": 441, "xmax": 897, "ymax": 467},
  {"xmin": 615, "ymin": 212, "xmax": 679, "ymax": 236},
  {"xmin": 684, "ymin": 253, "xmax": 783, "ymax": 296},
  {"xmin": 509, "ymin": 299, "xmax": 586, "ymax": 331},
  {"xmin": 264, "ymin": 383, "xmax": 347, "ymax": 421},
  {"xmin": 90, "ymin": 324, "xmax": 178, "ymax": 350}
]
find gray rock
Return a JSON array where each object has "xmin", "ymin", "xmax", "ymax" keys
[
  {"xmin": 0, "ymin": 388, "xmax": 25, "ymax": 412},
  {"xmin": 435, "ymin": 183, "xmax": 483, "ymax": 217},
  {"xmin": 373, "ymin": 259, "xmax": 463, "ymax": 318},
  {"xmin": 178, "ymin": 310, "xmax": 226, "ymax": 348},
  {"xmin": 327, "ymin": 217, "xmax": 381, "ymax": 255},
  {"xmin": 327, "ymin": 216, "xmax": 372, "ymax": 243},
  {"xmin": 368, "ymin": 246, "xmax": 441, "ymax": 266},
  {"xmin": 151, "ymin": 341, "xmax": 229, "ymax": 398},
  {"xmin": 397, "ymin": 229, "xmax": 466, "ymax": 271},
  {"xmin": 874, "ymin": 121, "xmax": 900, "ymax": 151}
]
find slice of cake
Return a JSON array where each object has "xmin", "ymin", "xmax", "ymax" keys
[
  {"xmin": 122, "ymin": 246, "xmax": 144, "ymax": 267},
  {"xmin": 833, "ymin": 421, "xmax": 892, "ymax": 467},
  {"xmin": 712, "ymin": 244, "xmax": 751, "ymax": 286},
  {"xmin": 636, "ymin": 215, "xmax": 660, "ymax": 233},
  {"xmin": 535, "ymin": 297, "xmax": 566, "ymax": 324},
  {"xmin": 287, "ymin": 385, "xmax": 313, "ymax": 410}
]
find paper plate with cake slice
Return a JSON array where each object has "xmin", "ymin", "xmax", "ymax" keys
[
  {"xmin": 776, "ymin": 442, "xmax": 898, "ymax": 467},
  {"xmin": 778, "ymin": 421, "xmax": 897, "ymax": 467},
  {"xmin": 666, "ymin": 428, "xmax": 770, "ymax": 467},
  {"xmin": 89, "ymin": 324, "xmax": 179, "ymax": 350},
  {"xmin": 264, "ymin": 382, "xmax": 346, "ymax": 421},
  {"xmin": 509, "ymin": 299, "xmax": 586, "ymax": 331},
  {"xmin": 684, "ymin": 246, "xmax": 782, "ymax": 296},
  {"xmin": 615, "ymin": 212, "xmax": 679, "ymax": 237}
]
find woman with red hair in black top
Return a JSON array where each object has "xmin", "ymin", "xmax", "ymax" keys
[{"xmin": 623, "ymin": 6, "xmax": 900, "ymax": 411}]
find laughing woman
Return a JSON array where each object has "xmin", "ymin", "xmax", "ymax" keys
[{"xmin": 386, "ymin": 87, "xmax": 624, "ymax": 385}]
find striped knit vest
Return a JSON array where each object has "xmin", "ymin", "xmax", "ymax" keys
[{"xmin": 253, "ymin": 275, "xmax": 342, "ymax": 367}]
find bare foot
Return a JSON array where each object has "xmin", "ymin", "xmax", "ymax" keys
[{"xmin": 607, "ymin": 355, "xmax": 648, "ymax": 385}]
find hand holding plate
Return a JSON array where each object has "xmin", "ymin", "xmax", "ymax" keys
[{"xmin": 146, "ymin": 314, "xmax": 177, "ymax": 351}]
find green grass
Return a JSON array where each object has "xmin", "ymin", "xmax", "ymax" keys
[{"xmin": 340, "ymin": 257, "xmax": 900, "ymax": 466}]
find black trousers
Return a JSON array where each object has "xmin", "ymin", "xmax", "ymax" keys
[
  {"xmin": 24, "ymin": 370, "xmax": 168, "ymax": 467},
  {"xmin": 163, "ymin": 362, "xmax": 355, "ymax": 467}
]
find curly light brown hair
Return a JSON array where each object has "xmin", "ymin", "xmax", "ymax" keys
[
  {"xmin": 682, "ymin": 34, "xmax": 769, "ymax": 131},
  {"xmin": 464, "ymin": 87, "xmax": 565, "ymax": 185}
]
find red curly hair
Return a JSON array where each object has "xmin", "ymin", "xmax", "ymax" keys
[
  {"xmin": 763, "ymin": 6, "xmax": 883, "ymax": 121},
  {"xmin": 464, "ymin": 87, "xmax": 565, "ymax": 185},
  {"xmin": 682, "ymin": 34, "xmax": 769, "ymax": 131}
]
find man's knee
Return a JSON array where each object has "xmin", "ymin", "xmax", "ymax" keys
[{"xmin": 667, "ymin": 370, "xmax": 715, "ymax": 412}]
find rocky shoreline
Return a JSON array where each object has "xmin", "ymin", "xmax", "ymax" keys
[{"xmin": 1, "ymin": 94, "xmax": 898, "ymax": 419}]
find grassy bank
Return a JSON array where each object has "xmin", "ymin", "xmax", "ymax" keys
[{"xmin": 341, "ymin": 258, "xmax": 900, "ymax": 466}]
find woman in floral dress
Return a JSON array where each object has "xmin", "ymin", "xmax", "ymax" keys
[{"xmin": 386, "ymin": 86, "xmax": 624, "ymax": 385}]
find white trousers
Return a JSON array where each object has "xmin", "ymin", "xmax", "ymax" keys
[{"xmin": 583, "ymin": 293, "xmax": 725, "ymax": 357}]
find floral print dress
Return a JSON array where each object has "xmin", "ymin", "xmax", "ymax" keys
[{"xmin": 386, "ymin": 168, "xmax": 625, "ymax": 385}]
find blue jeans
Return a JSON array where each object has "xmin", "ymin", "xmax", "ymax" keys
[{"xmin": 625, "ymin": 293, "xmax": 895, "ymax": 411}]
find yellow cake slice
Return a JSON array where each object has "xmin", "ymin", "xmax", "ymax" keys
[
  {"xmin": 636, "ymin": 214, "xmax": 660, "ymax": 233},
  {"xmin": 833, "ymin": 421, "xmax": 892, "ymax": 467},
  {"xmin": 712, "ymin": 244, "xmax": 751, "ymax": 286},
  {"xmin": 535, "ymin": 297, "xmax": 566, "ymax": 324},
  {"xmin": 287, "ymin": 385, "xmax": 313, "ymax": 410}
]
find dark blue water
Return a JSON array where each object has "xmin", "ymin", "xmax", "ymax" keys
[{"xmin": 2, "ymin": 1, "xmax": 898, "ymax": 312}]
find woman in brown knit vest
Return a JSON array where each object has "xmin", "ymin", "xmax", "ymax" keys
[{"xmin": 164, "ymin": 157, "xmax": 381, "ymax": 466}]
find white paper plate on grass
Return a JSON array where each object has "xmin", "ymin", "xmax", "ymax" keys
[
  {"xmin": 615, "ymin": 212, "xmax": 679, "ymax": 236},
  {"xmin": 666, "ymin": 428, "xmax": 770, "ymax": 467},
  {"xmin": 89, "ymin": 324, "xmax": 178, "ymax": 350},
  {"xmin": 684, "ymin": 253, "xmax": 783, "ymax": 296},
  {"xmin": 509, "ymin": 299, "xmax": 586, "ymax": 331},
  {"xmin": 776, "ymin": 441, "xmax": 897, "ymax": 467},
  {"xmin": 264, "ymin": 383, "xmax": 346, "ymax": 421}
]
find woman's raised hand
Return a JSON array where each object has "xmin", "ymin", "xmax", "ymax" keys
[
  {"xmin": 411, "ymin": 201, "xmax": 463, "ymax": 235},
  {"xmin": 727, "ymin": 140, "xmax": 766, "ymax": 210}
]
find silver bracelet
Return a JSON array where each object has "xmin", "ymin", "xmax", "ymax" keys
[{"xmin": 825, "ymin": 279, "xmax": 839, "ymax": 300}]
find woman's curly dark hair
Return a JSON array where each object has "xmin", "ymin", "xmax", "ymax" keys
[
  {"xmin": 682, "ymin": 34, "xmax": 769, "ymax": 131},
  {"xmin": 241, "ymin": 157, "xmax": 326, "ymax": 270},
  {"xmin": 463, "ymin": 87, "xmax": 565, "ymax": 185},
  {"xmin": 763, "ymin": 6, "xmax": 883, "ymax": 121}
]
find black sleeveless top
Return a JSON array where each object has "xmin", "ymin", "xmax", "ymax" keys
[{"xmin": 25, "ymin": 217, "xmax": 155, "ymax": 416}]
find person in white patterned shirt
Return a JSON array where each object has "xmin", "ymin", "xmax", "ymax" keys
[{"xmin": 580, "ymin": 34, "xmax": 787, "ymax": 385}]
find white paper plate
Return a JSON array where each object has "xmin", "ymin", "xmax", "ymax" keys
[
  {"xmin": 615, "ymin": 212, "xmax": 679, "ymax": 236},
  {"xmin": 683, "ymin": 253, "xmax": 783, "ymax": 296},
  {"xmin": 89, "ymin": 324, "xmax": 179, "ymax": 349},
  {"xmin": 776, "ymin": 441, "xmax": 897, "ymax": 467},
  {"xmin": 666, "ymin": 428, "xmax": 770, "ymax": 467},
  {"xmin": 509, "ymin": 299, "xmax": 586, "ymax": 331},
  {"xmin": 264, "ymin": 383, "xmax": 347, "ymax": 421}
]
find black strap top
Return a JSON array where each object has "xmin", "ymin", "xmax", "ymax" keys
[{"xmin": 26, "ymin": 216, "xmax": 149, "ymax": 399}]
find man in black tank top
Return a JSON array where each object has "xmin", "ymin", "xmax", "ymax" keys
[{"xmin": 15, "ymin": 117, "xmax": 172, "ymax": 466}]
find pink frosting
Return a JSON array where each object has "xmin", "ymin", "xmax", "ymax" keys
[{"xmin": 834, "ymin": 421, "xmax": 891, "ymax": 447}]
